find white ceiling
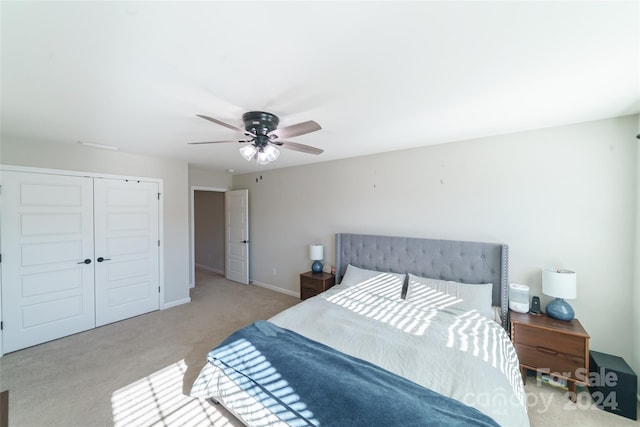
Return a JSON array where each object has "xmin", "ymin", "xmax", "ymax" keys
[{"xmin": 2, "ymin": 1, "xmax": 639, "ymax": 175}]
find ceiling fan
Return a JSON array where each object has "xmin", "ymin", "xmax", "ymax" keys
[{"xmin": 190, "ymin": 111, "xmax": 323, "ymax": 165}]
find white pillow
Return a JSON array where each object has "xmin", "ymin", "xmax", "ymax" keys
[
  {"xmin": 406, "ymin": 273, "xmax": 493, "ymax": 319},
  {"xmin": 340, "ymin": 264, "xmax": 406, "ymax": 300}
]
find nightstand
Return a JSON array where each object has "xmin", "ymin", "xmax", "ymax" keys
[
  {"xmin": 510, "ymin": 311, "xmax": 590, "ymax": 401},
  {"xmin": 300, "ymin": 271, "xmax": 335, "ymax": 300}
]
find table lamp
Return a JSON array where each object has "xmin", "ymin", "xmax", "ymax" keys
[
  {"xmin": 310, "ymin": 244, "xmax": 324, "ymax": 273},
  {"xmin": 542, "ymin": 268, "xmax": 577, "ymax": 321}
]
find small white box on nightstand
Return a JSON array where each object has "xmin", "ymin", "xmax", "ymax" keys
[{"xmin": 509, "ymin": 283, "xmax": 529, "ymax": 313}]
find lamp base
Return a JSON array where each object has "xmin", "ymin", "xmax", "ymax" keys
[
  {"xmin": 546, "ymin": 298, "xmax": 575, "ymax": 321},
  {"xmin": 311, "ymin": 260, "xmax": 323, "ymax": 273}
]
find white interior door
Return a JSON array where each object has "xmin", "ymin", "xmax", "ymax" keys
[
  {"xmin": 94, "ymin": 178, "xmax": 160, "ymax": 326},
  {"xmin": 1, "ymin": 171, "xmax": 95, "ymax": 353},
  {"xmin": 225, "ymin": 189, "xmax": 249, "ymax": 284}
]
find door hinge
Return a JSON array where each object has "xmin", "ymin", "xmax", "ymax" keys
[
  {"xmin": 0, "ymin": 254, "xmax": 2, "ymax": 263},
  {"xmin": 158, "ymin": 286, "xmax": 160, "ymax": 293},
  {"xmin": 1, "ymin": 321, "xmax": 3, "ymax": 331},
  {"xmin": 157, "ymin": 193, "xmax": 161, "ymax": 200},
  {"xmin": 158, "ymin": 240, "xmax": 160, "ymax": 247}
]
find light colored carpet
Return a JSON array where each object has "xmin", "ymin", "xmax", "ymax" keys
[
  {"xmin": 1, "ymin": 268, "xmax": 637, "ymax": 426},
  {"xmin": 524, "ymin": 375, "xmax": 639, "ymax": 426},
  {"xmin": 0, "ymin": 269, "xmax": 298, "ymax": 426}
]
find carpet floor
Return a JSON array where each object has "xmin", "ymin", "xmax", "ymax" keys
[{"xmin": 1, "ymin": 268, "xmax": 637, "ymax": 426}]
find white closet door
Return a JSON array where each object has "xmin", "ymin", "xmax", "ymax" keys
[
  {"xmin": 1, "ymin": 171, "xmax": 95, "ymax": 353},
  {"xmin": 94, "ymin": 178, "xmax": 160, "ymax": 326}
]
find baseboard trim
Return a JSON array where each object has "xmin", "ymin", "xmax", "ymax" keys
[
  {"xmin": 162, "ymin": 297, "xmax": 191, "ymax": 309},
  {"xmin": 195, "ymin": 263, "xmax": 224, "ymax": 276},
  {"xmin": 251, "ymin": 280, "xmax": 299, "ymax": 298}
]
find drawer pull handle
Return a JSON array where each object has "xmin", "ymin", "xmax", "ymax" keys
[{"xmin": 536, "ymin": 346, "xmax": 558, "ymax": 356}]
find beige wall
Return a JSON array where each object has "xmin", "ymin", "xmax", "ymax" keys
[
  {"xmin": 0, "ymin": 137, "xmax": 190, "ymax": 305},
  {"xmin": 188, "ymin": 166, "xmax": 232, "ymax": 190},
  {"xmin": 194, "ymin": 190, "xmax": 225, "ymax": 273},
  {"xmin": 234, "ymin": 115, "xmax": 638, "ymax": 367}
]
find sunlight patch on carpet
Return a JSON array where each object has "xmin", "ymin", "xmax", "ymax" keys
[{"xmin": 111, "ymin": 359, "xmax": 233, "ymax": 426}]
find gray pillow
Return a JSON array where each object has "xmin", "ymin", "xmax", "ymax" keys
[
  {"xmin": 406, "ymin": 273, "xmax": 493, "ymax": 319},
  {"xmin": 340, "ymin": 264, "xmax": 406, "ymax": 300}
]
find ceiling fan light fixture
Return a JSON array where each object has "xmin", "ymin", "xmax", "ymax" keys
[
  {"xmin": 239, "ymin": 144, "xmax": 257, "ymax": 161},
  {"xmin": 264, "ymin": 144, "xmax": 280, "ymax": 162},
  {"xmin": 256, "ymin": 149, "xmax": 270, "ymax": 165}
]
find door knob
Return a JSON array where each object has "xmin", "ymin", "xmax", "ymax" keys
[
  {"xmin": 97, "ymin": 257, "xmax": 111, "ymax": 262},
  {"xmin": 77, "ymin": 259, "xmax": 92, "ymax": 264}
]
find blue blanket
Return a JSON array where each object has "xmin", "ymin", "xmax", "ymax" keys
[{"xmin": 208, "ymin": 321, "xmax": 499, "ymax": 427}]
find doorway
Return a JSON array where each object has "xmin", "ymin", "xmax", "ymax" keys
[{"xmin": 190, "ymin": 187, "xmax": 226, "ymax": 287}]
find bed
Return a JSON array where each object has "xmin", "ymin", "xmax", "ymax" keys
[{"xmin": 191, "ymin": 233, "xmax": 529, "ymax": 426}]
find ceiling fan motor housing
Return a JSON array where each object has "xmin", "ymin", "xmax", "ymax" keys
[{"xmin": 242, "ymin": 111, "xmax": 279, "ymax": 135}]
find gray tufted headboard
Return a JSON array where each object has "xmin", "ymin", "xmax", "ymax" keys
[{"xmin": 335, "ymin": 233, "xmax": 509, "ymax": 330}]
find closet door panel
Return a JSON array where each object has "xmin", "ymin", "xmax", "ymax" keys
[
  {"xmin": 94, "ymin": 179, "xmax": 160, "ymax": 326},
  {"xmin": 1, "ymin": 171, "xmax": 95, "ymax": 353}
]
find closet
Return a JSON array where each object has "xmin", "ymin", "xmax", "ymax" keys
[{"xmin": 1, "ymin": 170, "xmax": 160, "ymax": 353}]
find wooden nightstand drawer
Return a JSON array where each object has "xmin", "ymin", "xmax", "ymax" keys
[
  {"xmin": 513, "ymin": 323, "xmax": 585, "ymax": 357},
  {"xmin": 301, "ymin": 276, "xmax": 324, "ymax": 292},
  {"xmin": 300, "ymin": 272, "xmax": 335, "ymax": 300},
  {"xmin": 514, "ymin": 343, "xmax": 585, "ymax": 380}
]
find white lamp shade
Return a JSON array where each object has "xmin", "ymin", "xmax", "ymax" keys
[
  {"xmin": 542, "ymin": 268, "xmax": 577, "ymax": 299},
  {"xmin": 239, "ymin": 145, "xmax": 257, "ymax": 161},
  {"xmin": 264, "ymin": 144, "xmax": 280, "ymax": 162},
  {"xmin": 256, "ymin": 149, "xmax": 270, "ymax": 165},
  {"xmin": 310, "ymin": 244, "xmax": 323, "ymax": 261}
]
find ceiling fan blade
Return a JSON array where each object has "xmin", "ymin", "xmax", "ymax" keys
[
  {"xmin": 196, "ymin": 114, "xmax": 256, "ymax": 137},
  {"xmin": 275, "ymin": 140, "xmax": 324, "ymax": 155},
  {"xmin": 268, "ymin": 120, "xmax": 321, "ymax": 140},
  {"xmin": 188, "ymin": 140, "xmax": 251, "ymax": 145}
]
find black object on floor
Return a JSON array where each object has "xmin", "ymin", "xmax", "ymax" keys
[{"xmin": 589, "ymin": 350, "xmax": 637, "ymax": 420}]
